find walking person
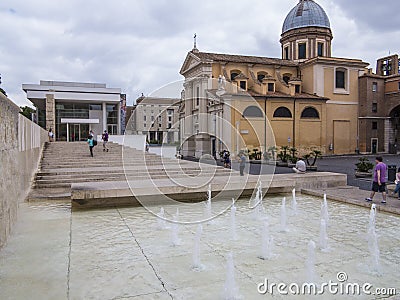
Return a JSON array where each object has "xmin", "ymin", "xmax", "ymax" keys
[
  {"xmin": 391, "ymin": 167, "xmax": 400, "ymax": 199},
  {"xmin": 87, "ymin": 135, "xmax": 94, "ymax": 157},
  {"xmin": 239, "ymin": 152, "xmax": 246, "ymax": 176},
  {"xmin": 89, "ymin": 129, "xmax": 94, "ymax": 139},
  {"xmin": 102, "ymin": 130, "xmax": 109, "ymax": 152},
  {"xmin": 365, "ymin": 156, "xmax": 387, "ymax": 204},
  {"xmin": 48, "ymin": 128, "xmax": 54, "ymax": 142}
]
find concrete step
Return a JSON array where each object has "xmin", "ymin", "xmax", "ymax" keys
[
  {"xmin": 36, "ymin": 168, "xmax": 230, "ymax": 178},
  {"xmin": 33, "ymin": 171, "xmax": 234, "ymax": 189},
  {"xmin": 26, "ymin": 187, "xmax": 71, "ymax": 202}
]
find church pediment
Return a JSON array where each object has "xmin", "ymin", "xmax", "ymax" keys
[{"xmin": 180, "ymin": 52, "xmax": 202, "ymax": 75}]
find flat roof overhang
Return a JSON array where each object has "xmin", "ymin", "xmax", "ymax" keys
[{"xmin": 61, "ymin": 118, "xmax": 100, "ymax": 124}]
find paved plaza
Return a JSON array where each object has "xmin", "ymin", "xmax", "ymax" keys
[{"xmin": 1, "ymin": 195, "xmax": 400, "ymax": 299}]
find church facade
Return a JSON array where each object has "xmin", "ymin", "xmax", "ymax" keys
[{"xmin": 179, "ymin": 0, "xmax": 369, "ymax": 158}]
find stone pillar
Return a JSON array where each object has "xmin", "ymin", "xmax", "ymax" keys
[
  {"xmin": 384, "ymin": 118, "xmax": 391, "ymax": 153},
  {"xmin": 182, "ymin": 82, "xmax": 195, "ymax": 157},
  {"xmin": 102, "ymin": 102, "xmax": 107, "ymax": 132},
  {"xmin": 195, "ymin": 78, "xmax": 211, "ymax": 158},
  {"xmin": 117, "ymin": 102, "xmax": 121, "ymax": 135},
  {"xmin": 45, "ymin": 94, "xmax": 56, "ymax": 137}
]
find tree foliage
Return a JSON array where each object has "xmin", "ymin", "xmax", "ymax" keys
[{"xmin": 20, "ymin": 106, "xmax": 36, "ymax": 120}]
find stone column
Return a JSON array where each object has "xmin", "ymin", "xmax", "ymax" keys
[
  {"xmin": 102, "ymin": 102, "xmax": 107, "ymax": 132},
  {"xmin": 384, "ymin": 118, "xmax": 391, "ymax": 153},
  {"xmin": 195, "ymin": 77, "xmax": 211, "ymax": 158},
  {"xmin": 182, "ymin": 81, "xmax": 195, "ymax": 157},
  {"xmin": 117, "ymin": 102, "xmax": 121, "ymax": 135},
  {"xmin": 45, "ymin": 94, "xmax": 56, "ymax": 137}
]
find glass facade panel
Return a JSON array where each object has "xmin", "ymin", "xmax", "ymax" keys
[
  {"xmin": 106, "ymin": 104, "xmax": 118, "ymax": 125},
  {"xmin": 55, "ymin": 102, "xmax": 90, "ymax": 141}
]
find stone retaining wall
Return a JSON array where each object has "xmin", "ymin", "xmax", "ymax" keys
[{"xmin": 0, "ymin": 92, "xmax": 47, "ymax": 249}]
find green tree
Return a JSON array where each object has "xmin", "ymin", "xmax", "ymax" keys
[{"xmin": 20, "ymin": 106, "xmax": 36, "ymax": 120}]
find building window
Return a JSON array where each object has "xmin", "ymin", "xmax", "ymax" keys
[
  {"xmin": 143, "ymin": 115, "xmax": 146, "ymax": 121},
  {"xmin": 158, "ymin": 116, "xmax": 162, "ymax": 122},
  {"xmin": 335, "ymin": 69, "xmax": 346, "ymax": 89},
  {"xmin": 144, "ymin": 123, "xmax": 146, "ymax": 128},
  {"xmin": 372, "ymin": 103, "xmax": 377, "ymax": 113},
  {"xmin": 301, "ymin": 107, "xmax": 320, "ymax": 119},
  {"xmin": 284, "ymin": 46, "xmax": 289, "ymax": 60},
  {"xmin": 167, "ymin": 109, "xmax": 173, "ymax": 115},
  {"xmin": 240, "ymin": 81, "xmax": 246, "ymax": 90},
  {"xmin": 89, "ymin": 104, "xmax": 101, "ymax": 110},
  {"xmin": 381, "ymin": 59, "xmax": 392, "ymax": 76},
  {"xmin": 283, "ymin": 75, "xmax": 291, "ymax": 84},
  {"xmin": 151, "ymin": 116, "xmax": 154, "ymax": 121},
  {"xmin": 167, "ymin": 123, "xmax": 172, "ymax": 129},
  {"xmin": 372, "ymin": 122, "xmax": 378, "ymax": 130},
  {"xmin": 242, "ymin": 106, "xmax": 264, "ymax": 118},
  {"xmin": 372, "ymin": 82, "xmax": 377, "ymax": 92},
  {"xmin": 273, "ymin": 107, "xmax": 292, "ymax": 118},
  {"xmin": 398, "ymin": 82, "xmax": 400, "ymax": 90},
  {"xmin": 317, "ymin": 43, "xmax": 324, "ymax": 57},
  {"xmin": 298, "ymin": 43, "xmax": 306, "ymax": 59},
  {"xmin": 196, "ymin": 86, "xmax": 200, "ymax": 106},
  {"xmin": 159, "ymin": 123, "xmax": 162, "ymax": 128},
  {"xmin": 257, "ymin": 73, "xmax": 266, "ymax": 82},
  {"xmin": 268, "ymin": 83, "xmax": 275, "ymax": 92},
  {"xmin": 231, "ymin": 72, "xmax": 239, "ymax": 81},
  {"xmin": 106, "ymin": 104, "xmax": 118, "ymax": 125},
  {"xmin": 295, "ymin": 85, "xmax": 300, "ymax": 93}
]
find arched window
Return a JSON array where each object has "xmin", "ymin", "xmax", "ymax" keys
[
  {"xmin": 273, "ymin": 107, "xmax": 292, "ymax": 118},
  {"xmin": 283, "ymin": 74, "xmax": 291, "ymax": 84},
  {"xmin": 230, "ymin": 70, "xmax": 241, "ymax": 81},
  {"xmin": 257, "ymin": 72, "xmax": 268, "ymax": 82},
  {"xmin": 243, "ymin": 106, "xmax": 264, "ymax": 118},
  {"xmin": 301, "ymin": 107, "xmax": 320, "ymax": 119}
]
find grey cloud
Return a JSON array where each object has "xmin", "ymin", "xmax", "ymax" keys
[
  {"xmin": 0, "ymin": 0, "xmax": 398, "ymax": 107},
  {"xmin": 332, "ymin": 0, "xmax": 400, "ymax": 32}
]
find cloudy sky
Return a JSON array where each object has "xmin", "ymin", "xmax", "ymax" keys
[{"xmin": 0, "ymin": 0, "xmax": 399, "ymax": 107}]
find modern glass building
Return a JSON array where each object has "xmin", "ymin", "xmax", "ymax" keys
[{"xmin": 22, "ymin": 81, "xmax": 124, "ymax": 141}]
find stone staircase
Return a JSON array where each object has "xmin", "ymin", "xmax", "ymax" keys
[{"xmin": 27, "ymin": 141, "xmax": 232, "ymax": 201}]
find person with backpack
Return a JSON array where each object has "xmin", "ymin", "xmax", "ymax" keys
[
  {"xmin": 102, "ymin": 130, "xmax": 109, "ymax": 152},
  {"xmin": 87, "ymin": 135, "xmax": 95, "ymax": 157},
  {"xmin": 48, "ymin": 128, "xmax": 54, "ymax": 142}
]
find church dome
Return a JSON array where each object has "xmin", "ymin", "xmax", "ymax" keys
[{"xmin": 282, "ymin": 0, "xmax": 330, "ymax": 34}]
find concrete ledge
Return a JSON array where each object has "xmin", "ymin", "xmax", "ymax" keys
[
  {"xmin": 71, "ymin": 172, "xmax": 346, "ymax": 209},
  {"xmin": 302, "ymin": 186, "xmax": 400, "ymax": 215}
]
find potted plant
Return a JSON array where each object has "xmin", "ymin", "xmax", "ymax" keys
[
  {"xmin": 266, "ymin": 146, "xmax": 278, "ymax": 165},
  {"xmin": 355, "ymin": 157, "xmax": 374, "ymax": 178},
  {"xmin": 303, "ymin": 149, "xmax": 322, "ymax": 171},
  {"xmin": 277, "ymin": 146, "xmax": 290, "ymax": 166},
  {"xmin": 288, "ymin": 147, "xmax": 298, "ymax": 167},
  {"xmin": 249, "ymin": 148, "xmax": 263, "ymax": 163}
]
